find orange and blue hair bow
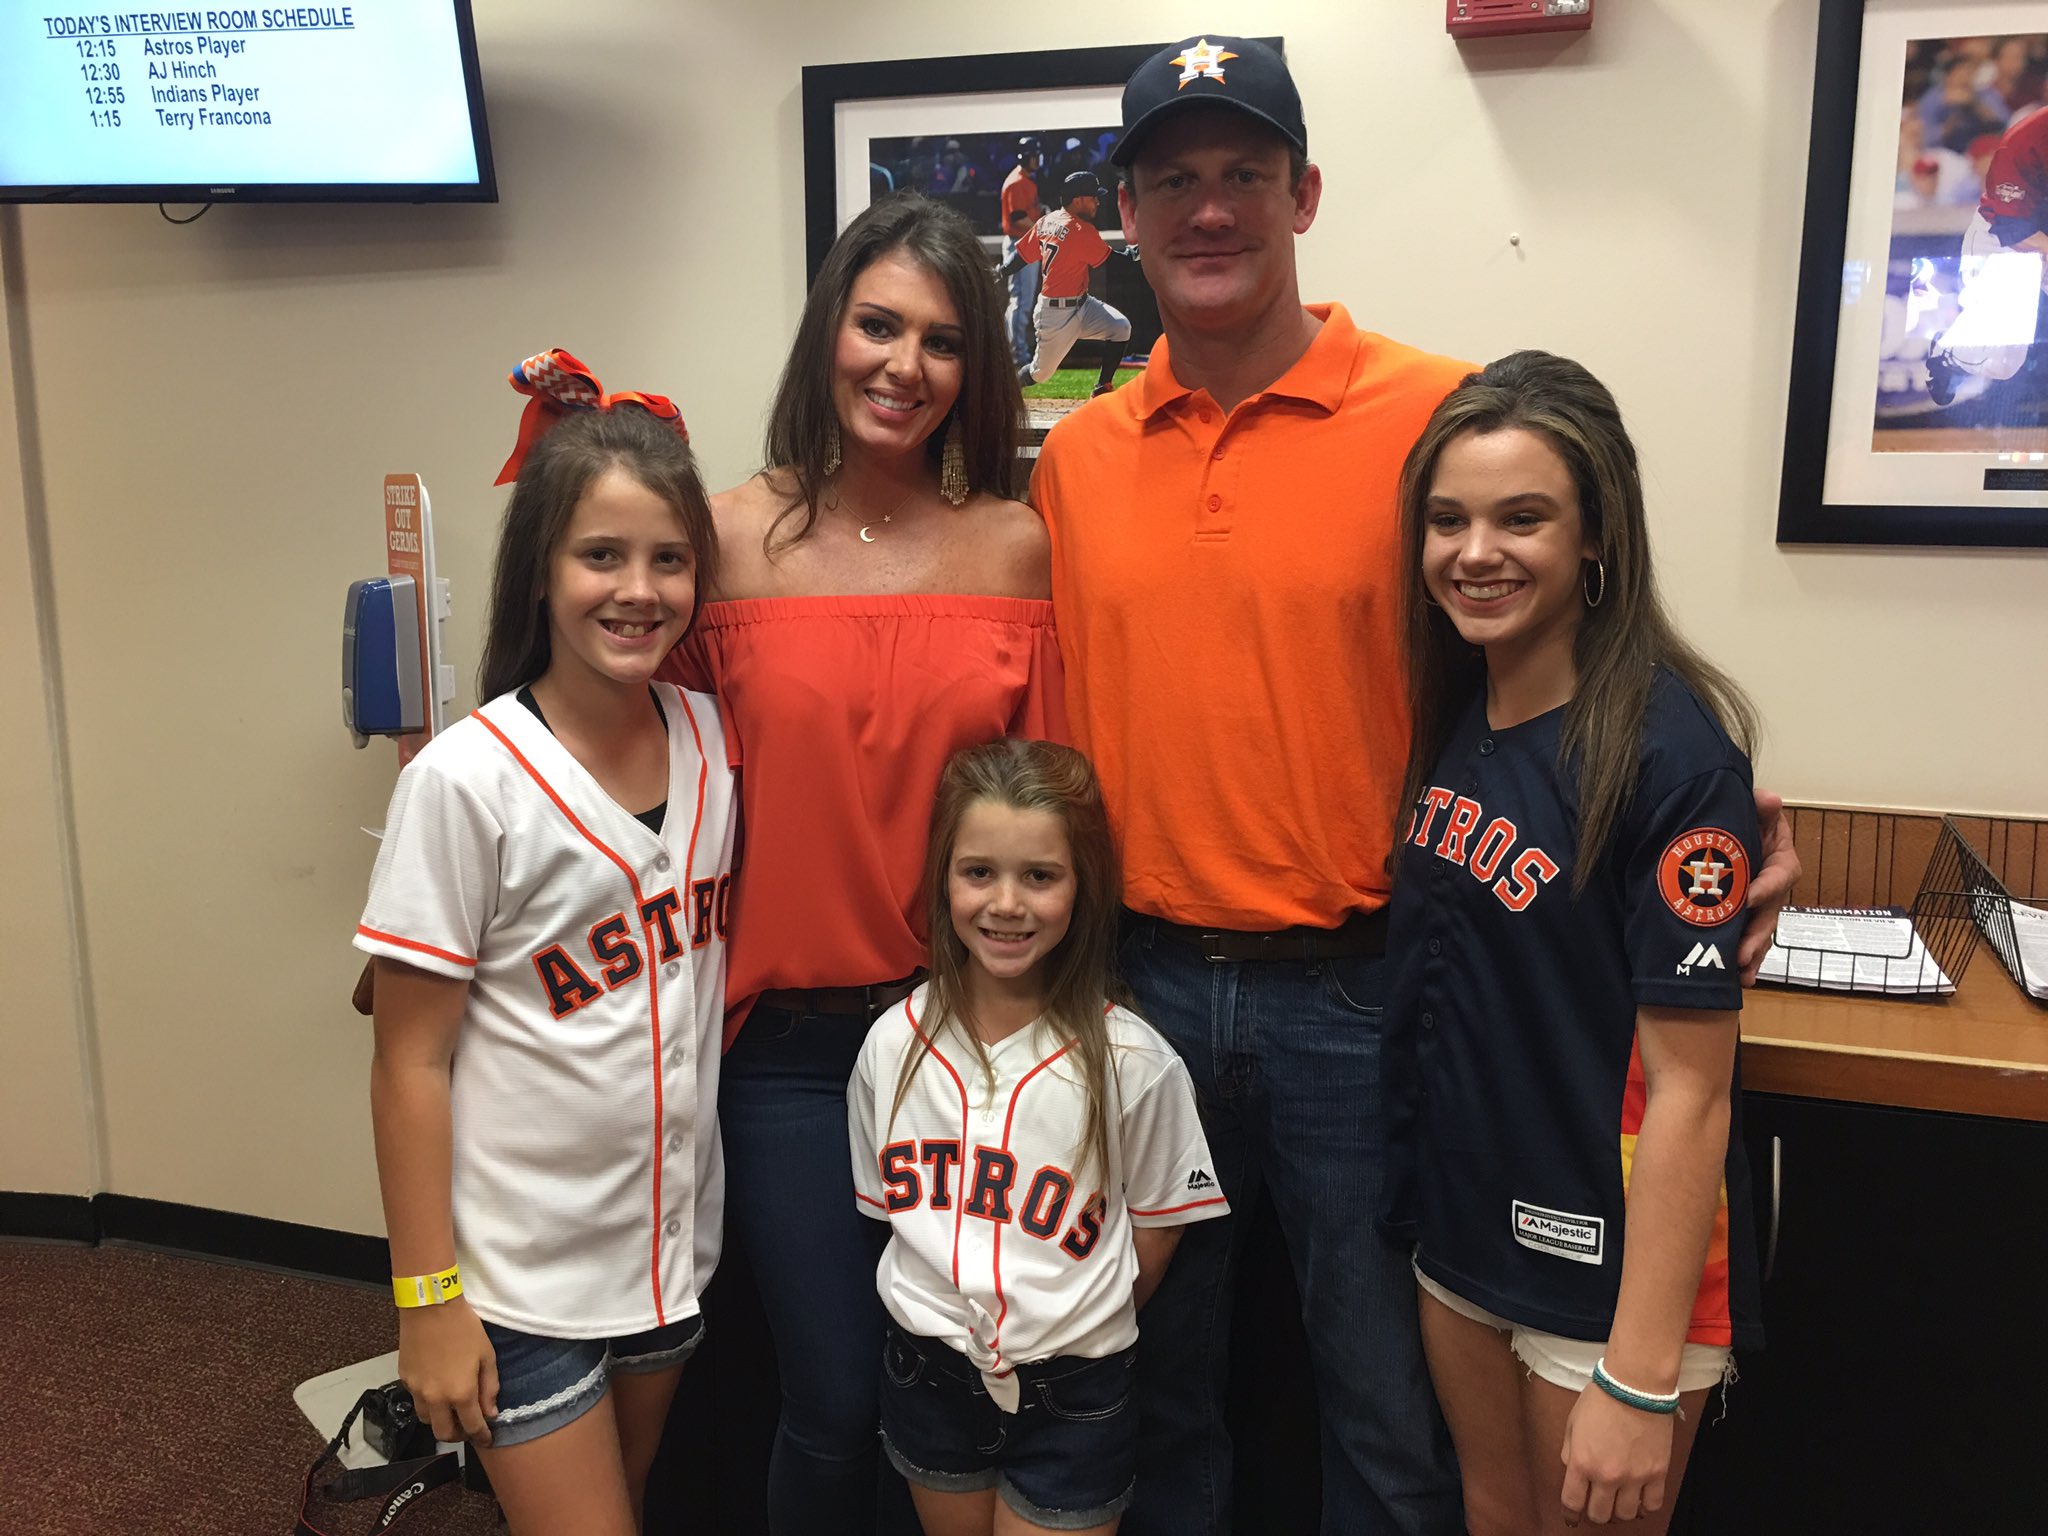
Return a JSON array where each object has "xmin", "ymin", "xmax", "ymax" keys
[{"xmin": 494, "ymin": 348, "xmax": 688, "ymax": 485}]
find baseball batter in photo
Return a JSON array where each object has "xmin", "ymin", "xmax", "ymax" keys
[
  {"xmin": 999, "ymin": 171, "xmax": 1137, "ymax": 396},
  {"xmin": 850, "ymin": 739, "xmax": 1225, "ymax": 1536},
  {"xmin": 358, "ymin": 354, "xmax": 735, "ymax": 1536},
  {"xmin": 1382, "ymin": 352, "xmax": 1765, "ymax": 1536}
]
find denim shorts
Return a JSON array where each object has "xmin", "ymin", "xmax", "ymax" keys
[
  {"xmin": 482, "ymin": 1312, "xmax": 703, "ymax": 1448},
  {"xmin": 878, "ymin": 1325, "xmax": 1137, "ymax": 1531}
]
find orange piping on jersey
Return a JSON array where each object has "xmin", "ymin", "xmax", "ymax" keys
[
  {"xmin": 1128, "ymin": 1195, "xmax": 1228, "ymax": 1218},
  {"xmin": 855, "ymin": 1190, "xmax": 887, "ymax": 1211},
  {"xmin": 906, "ymin": 996, "xmax": 973, "ymax": 1289},
  {"xmin": 986, "ymin": 1037, "xmax": 1078, "ymax": 1377},
  {"xmin": 474, "ymin": 707, "xmax": 671, "ymax": 1327},
  {"xmin": 658, "ymin": 691, "xmax": 709, "ymax": 1331},
  {"xmin": 356, "ymin": 925, "xmax": 477, "ymax": 968}
]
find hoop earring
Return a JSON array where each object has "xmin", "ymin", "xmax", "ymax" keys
[
  {"xmin": 1584, "ymin": 558, "xmax": 1606, "ymax": 608},
  {"xmin": 940, "ymin": 417, "xmax": 968, "ymax": 506},
  {"xmin": 824, "ymin": 419, "xmax": 841, "ymax": 477}
]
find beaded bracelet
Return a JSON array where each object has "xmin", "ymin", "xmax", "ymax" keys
[{"xmin": 1591, "ymin": 1358, "xmax": 1680, "ymax": 1415}]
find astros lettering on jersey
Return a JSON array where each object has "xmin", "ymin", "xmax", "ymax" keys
[
  {"xmin": 850, "ymin": 989, "xmax": 1225, "ymax": 1407},
  {"xmin": 355, "ymin": 684, "xmax": 736, "ymax": 1338},
  {"xmin": 1381, "ymin": 668, "xmax": 1765, "ymax": 1350}
]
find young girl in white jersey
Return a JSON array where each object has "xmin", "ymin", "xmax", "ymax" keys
[
  {"xmin": 1382, "ymin": 351, "xmax": 1764, "ymax": 1536},
  {"xmin": 357, "ymin": 352, "xmax": 736, "ymax": 1536},
  {"xmin": 848, "ymin": 739, "xmax": 1225, "ymax": 1536}
]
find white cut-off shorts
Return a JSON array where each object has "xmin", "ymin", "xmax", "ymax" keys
[{"xmin": 1415, "ymin": 1263, "xmax": 1732, "ymax": 1395}]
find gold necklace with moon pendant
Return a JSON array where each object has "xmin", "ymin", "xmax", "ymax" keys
[{"xmin": 827, "ymin": 479, "xmax": 919, "ymax": 544}]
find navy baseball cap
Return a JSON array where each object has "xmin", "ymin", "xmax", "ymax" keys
[
  {"xmin": 1111, "ymin": 35, "xmax": 1305, "ymax": 168},
  {"xmin": 1062, "ymin": 171, "xmax": 1105, "ymax": 201}
]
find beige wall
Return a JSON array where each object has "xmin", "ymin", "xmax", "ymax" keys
[
  {"xmin": 1, "ymin": 213, "xmax": 97, "ymax": 1199},
  {"xmin": 3, "ymin": 1, "xmax": 2043, "ymax": 1229}
]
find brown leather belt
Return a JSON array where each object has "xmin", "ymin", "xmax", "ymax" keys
[
  {"xmin": 754, "ymin": 974, "xmax": 922, "ymax": 1020},
  {"xmin": 1139, "ymin": 907, "xmax": 1389, "ymax": 963}
]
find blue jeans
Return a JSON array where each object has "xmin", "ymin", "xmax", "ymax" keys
[
  {"xmin": 720, "ymin": 1008, "xmax": 916, "ymax": 1536},
  {"xmin": 1117, "ymin": 922, "xmax": 1461, "ymax": 1536}
]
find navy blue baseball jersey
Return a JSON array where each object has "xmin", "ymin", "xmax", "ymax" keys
[{"xmin": 1381, "ymin": 668, "xmax": 1764, "ymax": 1349}]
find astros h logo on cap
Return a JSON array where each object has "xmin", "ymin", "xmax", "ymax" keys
[{"xmin": 1111, "ymin": 33, "xmax": 1307, "ymax": 167}]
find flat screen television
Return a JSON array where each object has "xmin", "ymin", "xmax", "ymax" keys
[{"xmin": 2, "ymin": 2, "xmax": 496, "ymax": 203}]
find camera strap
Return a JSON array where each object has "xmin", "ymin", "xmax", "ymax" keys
[{"xmin": 294, "ymin": 1388, "xmax": 461, "ymax": 1536}]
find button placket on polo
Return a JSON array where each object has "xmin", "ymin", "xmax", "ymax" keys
[{"xmin": 1188, "ymin": 394, "xmax": 1235, "ymax": 541}]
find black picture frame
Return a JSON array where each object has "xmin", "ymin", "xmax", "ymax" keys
[
  {"xmin": 1778, "ymin": 0, "xmax": 2048, "ymax": 549},
  {"xmin": 800, "ymin": 40, "xmax": 1283, "ymax": 284}
]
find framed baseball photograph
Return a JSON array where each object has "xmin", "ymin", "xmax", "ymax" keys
[{"xmin": 1780, "ymin": 0, "xmax": 2048, "ymax": 547}]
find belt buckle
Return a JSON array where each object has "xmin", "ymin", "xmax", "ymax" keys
[{"xmin": 1199, "ymin": 932, "xmax": 1229, "ymax": 963}]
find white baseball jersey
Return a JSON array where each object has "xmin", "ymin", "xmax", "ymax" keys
[
  {"xmin": 355, "ymin": 684, "xmax": 735, "ymax": 1338},
  {"xmin": 849, "ymin": 986, "xmax": 1226, "ymax": 1387}
]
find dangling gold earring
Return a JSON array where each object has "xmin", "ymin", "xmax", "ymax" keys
[
  {"xmin": 940, "ymin": 417, "xmax": 968, "ymax": 507},
  {"xmin": 824, "ymin": 418, "xmax": 841, "ymax": 477},
  {"xmin": 1584, "ymin": 558, "xmax": 1606, "ymax": 608}
]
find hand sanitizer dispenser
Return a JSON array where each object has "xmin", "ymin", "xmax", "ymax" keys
[{"xmin": 343, "ymin": 576, "xmax": 425, "ymax": 746}]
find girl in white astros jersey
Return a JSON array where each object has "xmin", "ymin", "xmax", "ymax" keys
[
  {"xmin": 849, "ymin": 739, "xmax": 1226, "ymax": 1536},
  {"xmin": 357, "ymin": 354, "xmax": 735, "ymax": 1536}
]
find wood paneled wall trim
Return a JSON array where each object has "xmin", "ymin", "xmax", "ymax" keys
[{"xmin": 1782, "ymin": 803, "xmax": 2044, "ymax": 910}]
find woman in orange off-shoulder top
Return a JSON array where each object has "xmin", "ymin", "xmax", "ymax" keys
[{"xmin": 657, "ymin": 193, "xmax": 1065, "ymax": 1536}]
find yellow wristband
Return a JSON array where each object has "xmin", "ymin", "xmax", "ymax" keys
[{"xmin": 392, "ymin": 1264, "xmax": 463, "ymax": 1308}]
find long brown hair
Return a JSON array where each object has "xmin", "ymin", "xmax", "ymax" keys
[
  {"xmin": 762, "ymin": 193, "xmax": 1021, "ymax": 551},
  {"xmin": 476, "ymin": 404, "xmax": 717, "ymax": 701},
  {"xmin": 893, "ymin": 739, "xmax": 1123, "ymax": 1186},
  {"xmin": 1393, "ymin": 351, "xmax": 1758, "ymax": 891}
]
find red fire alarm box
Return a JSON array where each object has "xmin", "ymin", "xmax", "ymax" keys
[{"xmin": 1448, "ymin": 0, "xmax": 1593, "ymax": 39}]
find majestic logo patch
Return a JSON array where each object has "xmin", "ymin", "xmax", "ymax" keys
[
  {"xmin": 1171, "ymin": 38, "xmax": 1238, "ymax": 88},
  {"xmin": 1996, "ymin": 181, "xmax": 2026, "ymax": 202},
  {"xmin": 1511, "ymin": 1200, "xmax": 1605, "ymax": 1266},
  {"xmin": 1657, "ymin": 828, "xmax": 1749, "ymax": 927},
  {"xmin": 1186, "ymin": 1167, "xmax": 1218, "ymax": 1192},
  {"xmin": 1677, "ymin": 941, "xmax": 1725, "ymax": 975}
]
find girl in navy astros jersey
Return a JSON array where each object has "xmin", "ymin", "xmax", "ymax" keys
[{"xmin": 1381, "ymin": 351, "xmax": 1764, "ymax": 1534}]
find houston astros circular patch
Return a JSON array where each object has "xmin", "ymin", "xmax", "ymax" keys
[{"xmin": 1657, "ymin": 828, "xmax": 1749, "ymax": 926}]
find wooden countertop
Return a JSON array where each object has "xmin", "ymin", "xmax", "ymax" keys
[{"xmin": 1743, "ymin": 955, "xmax": 2048, "ymax": 1121}]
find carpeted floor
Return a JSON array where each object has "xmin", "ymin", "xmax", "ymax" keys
[{"xmin": 0, "ymin": 1240, "xmax": 501, "ymax": 1535}]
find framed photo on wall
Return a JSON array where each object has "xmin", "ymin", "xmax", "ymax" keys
[
  {"xmin": 1780, "ymin": 0, "xmax": 2048, "ymax": 547},
  {"xmin": 799, "ymin": 43, "xmax": 1165, "ymax": 283}
]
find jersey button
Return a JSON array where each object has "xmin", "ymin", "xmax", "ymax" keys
[
  {"xmin": 1197, "ymin": 408, "xmax": 1213, "ymax": 424},
  {"xmin": 1478, "ymin": 738, "xmax": 1495, "ymax": 756},
  {"xmin": 1427, "ymin": 938, "xmax": 1442, "ymax": 957},
  {"xmin": 665, "ymin": 961, "xmax": 681, "ymax": 978},
  {"xmin": 655, "ymin": 854, "xmax": 671, "ymax": 871},
  {"xmin": 668, "ymin": 1132, "xmax": 684, "ymax": 1154},
  {"xmin": 1212, "ymin": 445, "xmax": 1225, "ymax": 460},
  {"xmin": 1207, "ymin": 494, "xmax": 1221, "ymax": 511},
  {"xmin": 1422, "ymin": 1012, "xmax": 1435, "ymax": 1030},
  {"xmin": 664, "ymin": 1217, "xmax": 681, "ymax": 1237}
]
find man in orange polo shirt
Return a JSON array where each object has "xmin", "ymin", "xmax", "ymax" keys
[{"xmin": 1033, "ymin": 34, "xmax": 1794, "ymax": 1536}]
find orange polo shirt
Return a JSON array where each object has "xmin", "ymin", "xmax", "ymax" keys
[{"xmin": 1033, "ymin": 303, "xmax": 1472, "ymax": 930}]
